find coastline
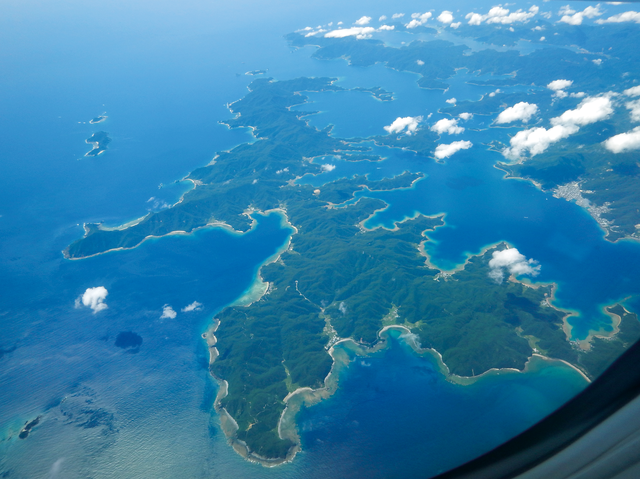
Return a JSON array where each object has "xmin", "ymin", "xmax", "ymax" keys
[
  {"xmin": 200, "ymin": 225, "xmax": 602, "ymax": 468},
  {"xmin": 275, "ymin": 322, "xmax": 591, "ymax": 466},
  {"xmin": 204, "ymin": 208, "xmax": 299, "ymax": 467}
]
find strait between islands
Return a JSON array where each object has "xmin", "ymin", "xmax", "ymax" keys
[{"xmin": 64, "ymin": 67, "xmax": 640, "ymax": 464}]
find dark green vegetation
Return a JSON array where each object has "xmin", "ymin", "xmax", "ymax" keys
[
  {"xmin": 66, "ymin": 68, "xmax": 638, "ymax": 460},
  {"xmin": 286, "ymin": 32, "xmax": 608, "ymax": 91},
  {"xmin": 84, "ymin": 131, "xmax": 111, "ymax": 157},
  {"xmin": 18, "ymin": 416, "xmax": 41, "ymax": 439}
]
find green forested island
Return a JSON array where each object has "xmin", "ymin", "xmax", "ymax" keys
[{"xmin": 65, "ymin": 69, "xmax": 640, "ymax": 463}]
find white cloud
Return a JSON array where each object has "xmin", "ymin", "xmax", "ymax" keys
[
  {"xmin": 593, "ymin": 58, "xmax": 603, "ymax": 66},
  {"xmin": 321, "ymin": 164, "xmax": 336, "ymax": 172},
  {"xmin": 459, "ymin": 112, "xmax": 473, "ymax": 120},
  {"xmin": 76, "ymin": 286, "xmax": 108, "ymax": 314},
  {"xmin": 305, "ymin": 29, "xmax": 327, "ymax": 37},
  {"xmin": 502, "ymin": 124, "xmax": 579, "ymax": 159},
  {"xmin": 339, "ymin": 302, "xmax": 347, "ymax": 314},
  {"xmin": 434, "ymin": 140, "xmax": 473, "ymax": 159},
  {"xmin": 392, "ymin": 13, "xmax": 405, "ymax": 19},
  {"xmin": 559, "ymin": 5, "xmax": 602, "ymax": 25},
  {"xmin": 325, "ymin": 26, "xmax": 376, "ymax": 39},
  {"xmin": 355, "ymin": 16, "xmax": 372, "ymax": 26},
  {"xmin": 596, "ymin": 11, "xmax": 640, "ymax": 24},
  {"xmin": 624, "ymin": 86, "xmax": 640, "ymax": 97},
  {"xmin": 379, "ymin": 15, "xmax": 387, "ymax": 21},
  {"xmin": 466, "ymin": 5, "xmax": 539, "ymax": 25},
  {"xmin": 550, "ymin": 95, "xmax": 614, "ymax": 127},
  {"xmin": 446, "ymin": 97, "xmax": 457, "ymax": 104},
  {"xmin": 450, "ymin": 22, "xmax": 461, "ymax": 29},
  {"xmin": 161, "ymin": 305, "xmax": 177, "ymax": 319},
  {"xmin": 416, "ymin": 59, "xmax": 425, "ymax": 65},
  {"xmin": 547, "ymin": 79, "xmax": 573, "ymax": 91},
  {"xmin": 489, "ymin": 89, "xmax": 502, "ymax": 97},
  {"xmin": 603, "ymin": 126, "xmax": 640, "ymax": 153},
  {"xmin": 379, "ymin": 25, "xmax": 395, "ymax": 31},
  {"xmin": 437, "ymin": 11, "xmax": 454, "ymax": 24},
  {"xmin": 570, "ymin": 92, "xmax": 586, "ymax": 98},
  {"xmin": 406, "ymin": 12, "xmax": 432, "ymax": 28},
  {"xmin": 181, "ymin": 301, "xmax": 203, "ymax": 312},
  {"xmin": 488, "ymin": 248, "xmax": 541, "ymax": 283},
  {"xmin": 496, "ymin": 102, "xmax": 539, "ymax": 124},
  {"xmin": 540, "ymin": 36, "xmax": 546, "ymax": 41},
  {"xmin": 627, "ymin": 100, "xmax": 640, "ymax": 122},
  {"xmin": 384, "ymin": 116, "xmax": 422, "ymax": 135},
  {"xmin": 431, "ymin": 118, "xmax": 465, "ymax": 135}
]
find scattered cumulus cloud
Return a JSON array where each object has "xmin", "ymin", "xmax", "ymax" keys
[
  {"xmin": 596, "ymin": 10, "xmax": 640, "ymax": 24},
  {"xmin": 603, "ymin": 126, "xmax": 640, "ymax": 153},
  {"xmin": 431, "ymin": 118, "xmax": 465, "ymax": 135},
  {"xmin": 161, "ymin": 305, "xmax": 177, "ymax": 319},
  {"xmin": 75, "ymin": 287, "xmax": 108, "ymax": 314},
  {"xmin": 147, "ymin": 197, "xmax": 170, "ymax": 210},
  {"xmin": 437, "ymin": 11, "xmax": 455, "ymax": 24},
  {"xmin": 559, "ymin": 5, "xmax": 602, "ymax": 25},
  {"xmin": 355, "ymin": 16, "xmax": 372, "ymax": 26},
  {"xmin": 547, "ymin": 79, "xmax": 573, "ymax": 91},
  {"xmin": 550, "ymin": 95, "xmax": 614, "ymax": 127},
  {"xmin": 593, "ymin": 58, "xmax": 603, "ymax": 66},
  {"xmin": 417, "ymin": 59, "xmax": 425, "ymax": 65},
  {"xmin": 503, "ymin": 124, "xmax": 578, "ymax": 160},
  {"xmin": 627, "ymin": 100, "xmax": 640, "ymax": 122},
  {"xmin": 384, "ymin": 116, "xmax": 422, "ymax": 135},
  {"xmin": 459, "ymin": 112, "xmax": 473, "ymax": 120},
  {"xmin": 321, "ymin": 164, "xmax": 336, "ymax": 172},
  {"xmin": 495, "ymin": 102, "xmax": 539, "ymax": 124},
  {"xmin": 379, "ymin": 25, "xmax": 395, "ymax": 31},
  {"xmin": 451, "ymin": 22, "xmax": 461, "ymax": 29},
  {"xmin": 181, "ymin": 301, "xmax": 203, "ymax": 312},
  {"xmin": 339, "ymin": 302, "xmax": 347, "ymax": 314},
  {"xmin": 434, "ymin": 140, "xmax": 473, "ymax": 159},
  {"xmin": 489, "ymin": 89, "xmax": 502, "ymax": 97},
  {"xmin": 503, "ymin": 95, "xmax": 614, "ymax": 160},
  {"xmin": 547, "ymin": 79, "xmax": 573, "ymax": 98},
  {"xmin": 379, "ymin": 15, "xmax": 387, "ymax": 21},
  {"xmin": 446, "ymin": 97, "xmax": 457, "ymax": 104},
  {"xmin": 488, "ymin": 248, "xmax": 541, "ymax": 283},
  {"xmin": 466, "ymin": 5, "xmax": 539, "ymax": 26},
  {"xmin": 406, "ymin": 12, "xmax": 432, "ymax": 28},
  {"xmin": 624, "ymin": 86, "xmax": 640, "ymax": 97},
  {"xmin": 392, "ymin": 13, "xmax": 405, "ymax": 19},
  {"xmin": 325, "ymin": 26, "xmax": 376, "ymax": 39}
]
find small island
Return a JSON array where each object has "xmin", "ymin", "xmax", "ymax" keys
[
  {"xmin": 89, "ymin": 114, "xmax": 107, "ymax": 124},
  {"xmin": 84, "ymin": 131, "xmax": 111, "ymax": 157},
  {"xmin": 246, "ymin": 69, "xmax": 267, "ymax": 76},
  {"xmin": 18, "ymin": 416, "xmax": 41, "ymax": 439}
]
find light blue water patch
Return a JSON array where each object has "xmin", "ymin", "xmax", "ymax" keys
[
  {"xmin": 295, "ymin": 330, "xmax": 588, "ymax": 479},
  {"xmin": 0, "ymin": 212, "xmax": 293, "ymax": 477}
]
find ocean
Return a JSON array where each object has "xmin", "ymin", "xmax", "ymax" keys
[{"xmin": 0, "ymin": 0, "xmax": 636, "ymax": 477}]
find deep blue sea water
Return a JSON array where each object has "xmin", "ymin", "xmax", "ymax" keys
[{"xmin": 1, "ymin": 0, "xmax": 638, "ymax": 477}]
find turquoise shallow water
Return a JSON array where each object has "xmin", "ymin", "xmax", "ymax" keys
[{"xmin": 0, "ymin": 0, "xmax": 638, "ymax": 477}]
